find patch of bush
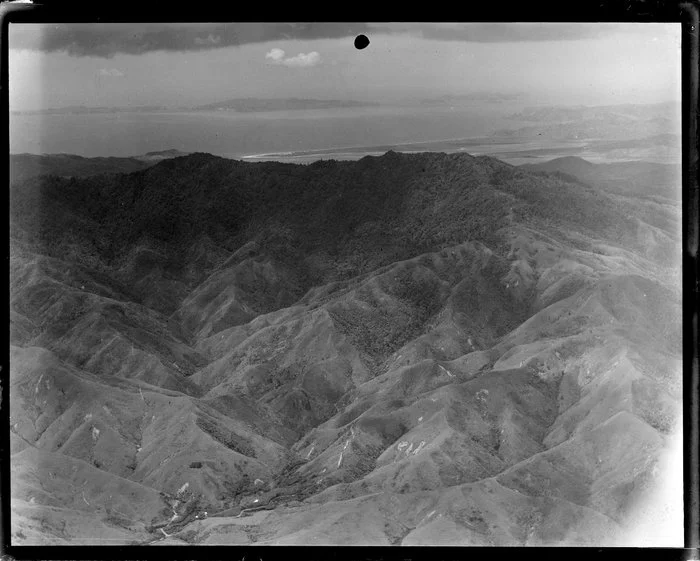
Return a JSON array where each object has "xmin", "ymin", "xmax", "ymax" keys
[{"xmin": 195, "ymin": 415, "xmax": 256, "ymax": 458}]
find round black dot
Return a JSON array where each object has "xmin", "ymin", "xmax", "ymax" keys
[{"xmin": 354, "ymin": 35, "xmax": 370, "ymax": 50}]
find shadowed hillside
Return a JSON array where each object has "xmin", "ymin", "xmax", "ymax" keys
[
  {"xmin": 9, "ymin": 150, "xmax": 191, "ymax": 184},
  {"xmin": 9, "ymin": 151, "xmax": 682, "ymax": 546}
]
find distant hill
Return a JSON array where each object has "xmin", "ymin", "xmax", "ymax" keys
[
  {"xmin": 191, "ymin": 98, "xmax": 380, "ymax": 112},
  {"xmin": 521, "ymin": 156, "xmax": 596, "ymax": 176},
  {"xmin": 507, "ymin": 102, "xmax": 678, "ymax": 123},
  {"xmin": 495, "ymin": 102, "xmax": 679, "ymax": 142},
  {"xmin": 520, "ymin": 156, "xmax": 681, "ymax": 201},
  {"xmin": 493, "ymin": 119, "xmax": 675, "ymax": 141}
]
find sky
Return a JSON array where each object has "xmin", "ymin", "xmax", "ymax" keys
[{"xmin": 9, "ymin": 22, "xmax": 681, "ymax": 111}]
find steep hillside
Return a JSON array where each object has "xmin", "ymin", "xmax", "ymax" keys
[{"xmin": 9, "ymin": 151, "xmax": 682, "ymax": 546}]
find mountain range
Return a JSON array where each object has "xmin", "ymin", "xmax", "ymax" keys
[{"xmin": 9, "ymin": 150, "xmax": 682, "ymax": 545}]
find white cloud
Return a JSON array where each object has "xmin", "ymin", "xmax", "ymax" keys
[
  {"xmin": 265, "ymin": 48, "xmax": 286, "ymax": 62},
  {"xmin": 265, "ymin": 48, "xmax": 321, "ymax": 67},
  {"xmin": 97, "ymin": 68, "xmax": 124, "ymax": 77},
  {"xmin": 283, "ymin": 51, "xmax": 321, "ymax": 67}
]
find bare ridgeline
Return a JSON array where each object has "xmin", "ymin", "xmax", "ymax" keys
[{"xmin": 8, "ymin": 22, "xmax": 683, "ymax": 547}]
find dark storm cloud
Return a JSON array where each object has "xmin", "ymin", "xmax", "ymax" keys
[
  {"xmin": 10, "ymin": 22, "xmax": 630, "ymax": 58},
  {"xmin": 9, "ymin": 22, "xmax": 373, "ymax": 57}
]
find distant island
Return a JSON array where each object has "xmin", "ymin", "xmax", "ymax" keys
[
  {"xmin": 12, "ymin": 98, "xmax": 381, "ymax": 116},
  {"xmin": 190, "ymin": 98, "xmax": 380, "ymax": 112}
]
